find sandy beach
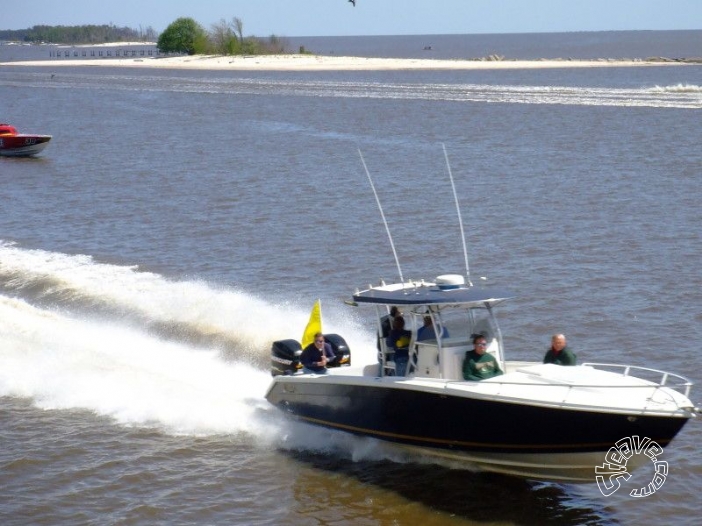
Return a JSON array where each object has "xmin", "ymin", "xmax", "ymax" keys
[{"xmin": 2, "ymin": 53, "xmax": 699, "ymax": 71}]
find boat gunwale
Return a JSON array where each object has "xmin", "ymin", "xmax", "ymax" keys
[{"xmin": 268, "ymin": 366, "xmax": 696, "ymax": 418}]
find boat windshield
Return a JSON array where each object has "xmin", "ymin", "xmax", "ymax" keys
[{"xmin": 409, "ymin": 305, "xmax": 498, "ymax": 344}]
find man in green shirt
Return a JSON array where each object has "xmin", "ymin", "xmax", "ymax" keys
[{"xmin": 463, "ymin": 334, "xmax": 503, "ymax": 381}]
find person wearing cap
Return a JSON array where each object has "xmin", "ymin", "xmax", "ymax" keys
[
  {"xmin": 378, "ymin": 306, "xmax": 402, "ymax": 364},
  {"xmin": 300, "ymin": 332, "xmax": 336, "ymax": 374},
  {"xmin": 463, "ymin": 334, "xmax": 503, "ymax": 381},
  {"xmin": 380, "ymin": 306, "xmax": 402, "ymax": 338},
  {"xmin": 543, "ymin": 334, "xmax": 577, "ymax": 366}
]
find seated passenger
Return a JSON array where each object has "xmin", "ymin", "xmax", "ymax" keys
[
  {"xmin": 386, "ymin": 316, "xmax": 411, "ymax": 376},
  {"xmin": 300, "ymin": 332, "xmax": 336, "ymax": 374},
  {"xmin": 416, "ymin": 315, "xmax": 449, "ymax": 341},
  {"xmin": 543, "ymin": 333, "xmax": 577, "ymax": 366},
  {"xmin": 463, "ymin": 334, "xmax": 503, "ymax": 381}
]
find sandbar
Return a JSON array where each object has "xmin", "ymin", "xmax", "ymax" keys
[{"xmin": 2, "ymin": 54, "xmax": 699, "ymax": 71}]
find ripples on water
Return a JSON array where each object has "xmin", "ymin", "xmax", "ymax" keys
[
  {"xmin": 1, "ymin": 54, "xmax": 701, "ymax": 525},
  {"xmin": 3, "ymin": 394, "xmax": 620, "ymax": 525}
]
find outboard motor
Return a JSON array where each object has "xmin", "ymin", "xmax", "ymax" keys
[
  {"xmin": 271, "ymin": 339, "xmax": 302, "ymax": 376},
  {"xmin": 324, "ymin": 333, "xmax": 351, "ymax": 368}
]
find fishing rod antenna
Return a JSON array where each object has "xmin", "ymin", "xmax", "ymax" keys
[
  {"xmin": 443, "ymin": 143, "xmax": 472, "ymax": 286},
  {"xmin": 358, "ymin": 149, "xmax": 404, "ymax": 284}
]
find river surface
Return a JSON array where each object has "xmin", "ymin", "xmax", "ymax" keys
[{"xmin": 1, "ymin": 31, "xmax": 701, "ymax": 525}]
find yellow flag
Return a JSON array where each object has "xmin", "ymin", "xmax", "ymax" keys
[{"xmin": 301, "ymin": 299, "xmax": 323, "ymax": 349}]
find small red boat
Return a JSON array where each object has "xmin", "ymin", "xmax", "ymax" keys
[{"xmin": 0, "ymin": 123, "xmax": 52, "ymax": 157}]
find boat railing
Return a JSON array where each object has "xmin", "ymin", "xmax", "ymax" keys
[
  {"xmin": 487, "ymin": 373, "xmax": 692, "ymax": 395},
  {"xmin": 452, "ymin": 362, "xmax": 696, "ymax": 412},
  {"xmin": 581, "ymin": 362, "xmax": 694, "ymax": 398},
  {"xmin": 499, "ymin": 361, "xmax": 693, "ymax": 397}
]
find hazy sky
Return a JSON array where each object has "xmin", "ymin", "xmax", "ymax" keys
[{"xmin": 2, "ymin": 0, "xmax": 701, "ymax": 36}]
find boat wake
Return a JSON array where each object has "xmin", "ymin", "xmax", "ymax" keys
[
  {"xmin": 0, "ymin": 241, "xmax": 387, "ymax": 460},
  {"xmin": 0, "ymin": 293, "xmax": 272, "ymax": 434},
  {"xmin": 0, "ymin": 241, "xmax": 374, "ymax": 365}
]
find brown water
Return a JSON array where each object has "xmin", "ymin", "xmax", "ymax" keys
[{"xmin": 1, "ymin": 43, "xmax": 701, "ymax": 525}]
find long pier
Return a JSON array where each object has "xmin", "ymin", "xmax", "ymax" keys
[{"xmin": 48, "ymin": 46, "xmax": 165, "ymax": 59}]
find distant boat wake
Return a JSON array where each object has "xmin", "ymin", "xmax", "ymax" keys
[{"xmin": 2, "ymin": 71, "xmax": 700, "ymax": 109}]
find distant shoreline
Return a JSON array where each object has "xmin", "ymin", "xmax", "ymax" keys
[{"xmin": 2, "ymin": 54, "xmax": 701, "ymax": 71}]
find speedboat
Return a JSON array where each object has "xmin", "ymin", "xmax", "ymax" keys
[
  {"xmin": 265, "ymin": 274, "xmax": 697, "ymax": 483},
  {"xmin": 266, "ymin": 148, "xmax": 697, "ymax": 483},
  {"xmin": 0, "ymin": 123, "xmax": 52, "ymax": 157}
]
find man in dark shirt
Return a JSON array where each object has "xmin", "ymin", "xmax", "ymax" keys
[
  {"xmin": 543, "ymin": 333, "xmax": 577, "ymax": 365},
  {"xmin": 300, "ymin": 332, "xmax": 336, "ymax": 374},
  {"xmin": 380, "ymin": 306, "xmax": 402, "ymax": 338},
  {"xmin": 386, "ymin": 316, "xmax": 411, "ymax": 376}
]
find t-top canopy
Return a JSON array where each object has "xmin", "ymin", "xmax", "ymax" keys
[{"xmin": 352, "ymin": 280, "xmax": 513, "ymax": 307}]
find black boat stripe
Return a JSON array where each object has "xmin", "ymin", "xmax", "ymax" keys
[{"xmin": 297, "ymin": 415, "xmax": 672, "ymax": 451}]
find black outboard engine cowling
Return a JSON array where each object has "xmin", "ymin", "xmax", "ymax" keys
[
  {"xmin": 270, "ymin": 334, "xmax": 352, "ymax": 375},
  {"xmin": 271, "ymin": 339, "xmax": 302, "ymax": 376},
  {"xmin": 324, "ymin": 333, "xmax": 351, "ymax": 368}
]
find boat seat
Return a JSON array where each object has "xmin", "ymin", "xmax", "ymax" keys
[{"xmin": 451, "ymin": 352, "xmax": 465, "ymax": 380}]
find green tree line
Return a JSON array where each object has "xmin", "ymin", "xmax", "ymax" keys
[
  {"xmin": 1, "ymin": 18, "xmax": 290, "ymax": 56},
  {"xmin": 0, "ymin": 24, "xmax": 157, "ymax": 44},
  {"xmin": 157, "ymin": 17, "xmax": 288, "ymax": 56}
]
